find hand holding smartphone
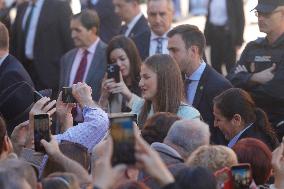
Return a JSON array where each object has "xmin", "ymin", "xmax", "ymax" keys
[
  {"xmin": 107, "ymin": 64, "xmax": 120, "ymax": 83},
  {"xmin": 109, "ymin": 113, "xmax": 136, "ymax": 166},
  {"xmin": 34, "ymin": 114, "xmax": 51, "ymax": 153},
  {"xmin": 62, "ymin": 87, "xmax": 76, "ymax": 103}
]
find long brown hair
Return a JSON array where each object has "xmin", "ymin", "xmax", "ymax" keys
[
  {"xmin": 107, "ymin": 35, "xmax": 141, "ymax": 86},
  {"xmin": 213, "ymin": 88, "xmax": 279, "ymax": 149},
  {"xmin": 139, "ymin": 54, "xmax": 184, "ymax": 125}
]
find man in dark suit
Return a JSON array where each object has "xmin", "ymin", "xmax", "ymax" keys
[
  {"xmin": 132, "ymin": 0, "xmax": 173, "ymax": 60},
  {"xmin": 0, "ymin": 22, "xmax": 33, "ymax": 93},
  {"xmin": 204, "ymin": 0, "xmax": 245, "ymax": 75},
  {"xmin": 59, "ymin": 10, "xmax": 107, "ymax": 101},
  {"xmin": 87, "ymin": 0, "xmax": 122, "ymax": 43},
  {"xmin": 113, "ymin": 0, "xmax": 150, "ymax": 38},
  {"xmin": 167, "ymin": 24, "xmax": 232, "ymax": 145},
  {"xmin": 10, "ymin": 0, "xmax": 74, "ymax": 91}
]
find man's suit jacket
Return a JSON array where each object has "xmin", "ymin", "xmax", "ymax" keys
[
  {"xmin": 11, "ymin": 0, "xmax": 74, "ymax": 90},
  {"xmin": 204, "ymin": 0, "xmax": 245, "ymax": 47},
  {"xmin": 0, "ymin": 54, "xmax": 34, "ymax": 93},
  {"xmin": 59, "ymin": 40, "xmax": 107, "ymax": 101},
  {"xmin": 89, "ymin": 0, "xmax": 121, "ymax": 43},
  {"xmin": 192, "ymin": 64, "xmax": 232, "ymax": 145},
  {"xmin": 132, "ymin": 29, "xmax": 151, "ymax": 61},
  {"xmin": 120, "ymin": 14, "xmax": 150, "ymax": 38}
]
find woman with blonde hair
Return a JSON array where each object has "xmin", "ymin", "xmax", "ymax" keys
[{"xmin": 186, "ymin": 145, "xmax": 238, "ymax": 173}]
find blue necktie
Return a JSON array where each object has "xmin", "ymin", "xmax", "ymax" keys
[
  {"xmin": 184, "ymin": 77, "xmax": 192, "ymax": 99},
  {"xmin": 155, "ymin": 37, "xmax": 163, "ymax": 54},
  {"xmin": 120, "ymin": 25, "xmax": 128, "ymax": 35}
]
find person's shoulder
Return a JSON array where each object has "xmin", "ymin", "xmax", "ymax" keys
[
  {"xmin": 245, "ymin": 37, "xmax": 266, "ymax": 48},
  {"xmin": 3, "ymin": 55, "xmax": 23, "ymax": 69},
  {"xmin": 98, "ymin": 40, "xmax": 108, "ymax": 50},
  {"xmin": 132, "ymin": 29, "xmax": 151, "ymax": 42},
  {"xmin": 178, "ymin": 103, "xmax": 200, "ymax": 120},
  {"xmin": 61, "ymin": 48, "xmax": 78, "ymax": 59},
  {"xmin": 203, "ymin": 65, "xmax": 232, "ymax": 87}
]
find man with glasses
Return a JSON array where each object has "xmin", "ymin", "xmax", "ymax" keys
[{"xmin": 227, "ymin": 0, "xmax": 284, "ymax": 140}]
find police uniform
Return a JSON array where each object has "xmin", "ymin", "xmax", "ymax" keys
[{"xmin": 227, "ymin": 33, "xmax": 284, "ymax": 139}]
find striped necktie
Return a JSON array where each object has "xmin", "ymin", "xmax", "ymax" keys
[{"xmin": 155, "ymin": 37, "xmax": 163, "ymax": 54}]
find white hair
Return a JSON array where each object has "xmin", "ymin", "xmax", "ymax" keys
[{"xmin": 164, "ymin": 119, "xmax": 210, "ymax": 158}]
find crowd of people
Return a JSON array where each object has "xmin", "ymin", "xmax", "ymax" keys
[{"xmin": 0, "ymin": 0, "xmax": 284, "ymax": 188}]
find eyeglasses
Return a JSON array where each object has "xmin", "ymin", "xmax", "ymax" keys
[{"xmin": 254, "ymin": 10, "xmax": 282, "ymax": 18}]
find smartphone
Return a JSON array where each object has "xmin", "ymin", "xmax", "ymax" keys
[
  {"xmin": 62, "ymin": 87, "xmax": 76, "ymax": 103},
  {"xmin": 231, "ymin": 163, "xmax": 252, "ymax": 189},
  {"xmin": 107, "ymin": 64, "xmax": 120, "ymax": 83},
  {"xmin": 34, "ymin": 91, "xmax": 43, "ymax": 102},
  {"xmin": 109, "ymin": 113, "xmax": 136, "ymax": 166},
  {"xmin": 34, "ymin": 114, "xmax": 51, "ymax": 153}
]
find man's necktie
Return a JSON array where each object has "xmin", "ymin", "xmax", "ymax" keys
[
  {"xmin": 73, "ymin": 50, "xmax": 89, "ymax": 84},
  {"xmin": 184, "ymin": 77, "xmax": 192, "ymax": 99},
  {"xmin": 155, "ymin": 37, "xmax": 163, "ymax": 54},
  {"xmin": 24, "ymin": 4, "xmax": 35, "ymax": 43},
  {"xmin": 120, "ymin": 24, "xmax": 128, "ymax": 35}
]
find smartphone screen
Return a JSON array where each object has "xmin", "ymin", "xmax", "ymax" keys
[
  {"xmin": 107, "ymin": 64, "xmax": 120, "ymax": 83},
  {"xmin": 62, "ymin": 87, "xmax": 76, "ymax": 103},
  {"xmin": 34, "ymin": 114, "xmax": 51, "ymax": 153},
  {"xmin": 231, "ymin": 164, "xmax": 252, "ymax": 189},
  {"xmin": 109, "ymin": 113, "xmax": 136, "ymax": 166}
]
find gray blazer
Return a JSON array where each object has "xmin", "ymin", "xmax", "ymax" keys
[{"xmin": 59, "ymin": 40, "xmax": 107, "ymax": 101}]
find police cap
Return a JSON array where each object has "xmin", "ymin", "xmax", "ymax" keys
[{"xmin": 253, "ymin": 0, "xmax": 284, "ymax": 13}]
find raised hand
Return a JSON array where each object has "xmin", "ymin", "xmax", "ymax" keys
[{"xmin": 72, "ymin": 82, "xmax": 96, "ymax": 108}]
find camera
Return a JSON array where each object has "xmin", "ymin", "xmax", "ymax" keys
[
  {"xmin": 62, "ymin": 87, "xmax": 76, "ymax": 103},
  {"xmin": 107, "ymin": 64, "xmax": 120, "ymax": 83}
]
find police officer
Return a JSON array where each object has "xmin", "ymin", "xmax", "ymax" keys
[{"xmin": 227, "ymin": 0, "xmax": 284, "ymax": 140}]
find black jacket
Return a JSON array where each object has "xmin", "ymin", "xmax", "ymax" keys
[
  {"xmin": 227, "ymin": 34, "xmax": 284, "ymax": 130},
  {"xmin": 238, "ymin": 123, "xmax": 279, "ymax": 150},
  {"xmin": 120, "ymin": 14, "xmax": 150, "ymax": 38},
  {"xmin": 0, "ymin": 54, "xmax": 34, "ymax": 93},
  {"xmin": 132, "ymin": 29, "xmax": 151, "ymax": 61},
  {"xmin": 204, "ymin": 0, "xmax": 245, "ymax": 47},
  {"xmin": 89, "ymin": 0, "xmax": 122, "ymax": 43},
  {"xmin": 11, "ymin": 0, "xmax": 74, "ymax": 90},
  {"xmin": 192, "ymin": 64, "xmax": 232, "ymax": 144}
]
